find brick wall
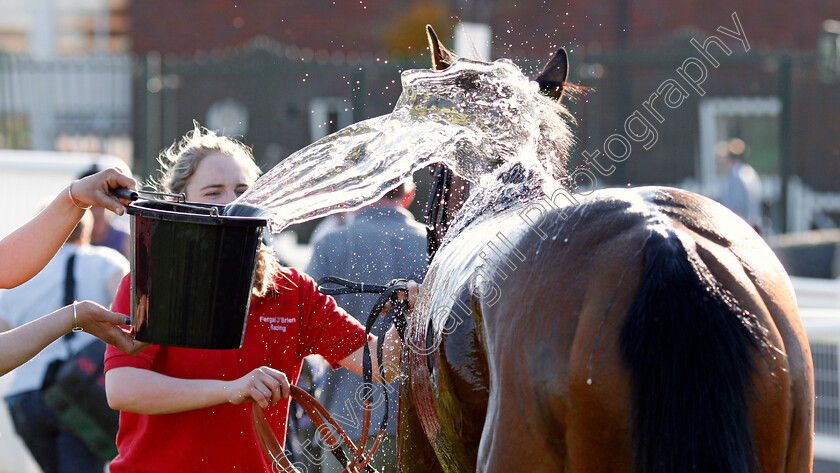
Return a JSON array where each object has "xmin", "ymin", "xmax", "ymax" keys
[
  {"xmin": 129, "ymin": 0, "xmax": 840, "ymax": 192},
  {"xmin": 130, "ymin": 1, "xmax": 840, "ymax": 59}
]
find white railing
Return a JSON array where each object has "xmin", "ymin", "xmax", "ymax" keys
[
  {"xmin": 788, "ymin": 177, "xmax": 840, "ymax": 233},
  {"xmin": 797, "ymin": 276, "xmax": 840, "ymax": 463},
  {"xmin": 679, "ymin": 175, "xmax": 840, "ymax": 234}
]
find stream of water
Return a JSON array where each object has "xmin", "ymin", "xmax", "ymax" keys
[{"xmin": 232, "ymin": 56, "xmax": 571, "ymax": 234}]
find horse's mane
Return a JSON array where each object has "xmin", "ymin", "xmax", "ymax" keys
[
  {"xmin": 442, "ymin": 162, "xmax": 548, "ymax": 245},
  {"xmin": 534, "ymin": 89, "xmax": 577, "ymax": 182}
]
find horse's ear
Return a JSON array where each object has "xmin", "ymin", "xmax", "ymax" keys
[
  {"xmin": 535, "ymin": 48, "xmax": 568, "ymax": 102},
  {"xmin": 426, "ymin": 25, "xmax": 456, "ymax": 71}
]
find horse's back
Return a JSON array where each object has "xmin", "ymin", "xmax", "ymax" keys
[
  {"xmin": 404, "ymin": 185, "xmax": 812, "ymax": 473},
  {"xmin": 475, "ymin": 186, "xmax": 812, "ymax": 472}
]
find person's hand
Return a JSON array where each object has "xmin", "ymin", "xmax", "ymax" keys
[
  {"xmin": 380, "ymin": 280, "xmax": 420, "ymax": 343},
  {"xmin": 73, "ymin": 300, "xmax": 148, "ymax": 355},
  {"xmin": 226, "ymin": 366, "xmax": 290, "ymax": 409},
  {"xmin": 404, "ymin": 280, "xmax": 420, "ymax": 309},
  {"xmin": 70, "ymin": 168, "xmax": 137, "ymax": 216},
  {"xmin": 380, "ymin": 280, "xmax": 420, "ymax": 315}
]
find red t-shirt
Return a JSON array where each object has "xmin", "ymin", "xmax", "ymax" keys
[{"xmin": 104, "ymin": 268, "xmax": 367, "ymax": 473}]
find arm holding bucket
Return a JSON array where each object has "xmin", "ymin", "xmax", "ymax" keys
[
  {"xmin": 0, "ymin": 168, "xmax": 136, "ymax": 289},
  {"xmin": 106, "ymin": 365, "xmax": 290, "ymax": 414}
]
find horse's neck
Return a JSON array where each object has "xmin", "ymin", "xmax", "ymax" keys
[{"xmin": 443, "ymin": 165, "xmax": 547, "ymax": 243}]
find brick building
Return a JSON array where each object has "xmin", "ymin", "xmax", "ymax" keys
[{"xmin": 128, "ymin": 1, "xmax": 840, "ymax": 233}]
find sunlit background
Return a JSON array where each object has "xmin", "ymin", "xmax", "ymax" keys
[{"xmin": 0, "ymin": 1, "xmax": 839, "ymax": 472}]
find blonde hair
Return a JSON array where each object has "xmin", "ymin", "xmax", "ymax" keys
[
  {"xmin": 152, "ymin": 121, "xmax": 261, "ymax": 196},
  {"xmin": 152, "ymin": 122, "xmax": 278, "ymax": 298}
]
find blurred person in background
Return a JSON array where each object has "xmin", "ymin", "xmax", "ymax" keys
[
  {"xmin": 0, "ymin": 168, "xmax": 142, "ymax": 376},
  {"xmin": 309, "ymin": 211, "xmax": 354, "ymax": 248},
  {"xmin": 306, "ymin": 180, "xmax": 427, "ymax": 472},
  {"xmin": 718, "ymin": 138, "xmax": 763, "ymax": 234}
]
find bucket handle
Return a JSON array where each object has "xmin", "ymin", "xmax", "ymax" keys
[
  {"xmin": 116, "ymin": 188, "xmax": 218, "ymax": 216},
  {"xmin": 140, "ymin": 190, "xmax": 187, "ymax": 202},
  {"xmin": 114, "ymin": 188, "xmax": 186, "ymax": 203},
  {"xmin": 166, "ymin": 201, "xmax": 220, "ymax": 216}
]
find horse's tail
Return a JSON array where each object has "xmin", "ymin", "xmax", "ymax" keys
[{"xmin": 619, "ymin": 229, "xmax": 768, "ymax": 473}]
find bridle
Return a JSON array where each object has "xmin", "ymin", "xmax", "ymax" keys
[
  {"xmin": 251, "ymin": 278, "xmax": 409, "ymax": 473},
  {"xmin": 423, "ymin": 163, "xmax": 454, "ymax": 263}
]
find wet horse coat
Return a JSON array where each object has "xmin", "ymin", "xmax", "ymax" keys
[{"xmin": 396, "ymin": 28, "xmax": 813, "ymax": 473}]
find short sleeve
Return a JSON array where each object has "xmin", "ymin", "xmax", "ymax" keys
[
  {"xmin": 293, "ymin": 270, "xmax": 368, "ymax": 368},
  {"xmin": 103, "ymin": 273, "xmax": 160, "ymax": 371}
]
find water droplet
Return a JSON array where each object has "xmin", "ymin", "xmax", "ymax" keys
[{"xmin": 586, "ymin": 378, "xmax": 592, "ymax": 385}]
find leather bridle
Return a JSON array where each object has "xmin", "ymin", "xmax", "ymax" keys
[{"xmin": 423, "ymin": 163, "xmax": 453, "ymax": 263}]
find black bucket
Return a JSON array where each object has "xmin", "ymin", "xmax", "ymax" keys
[{"xmin": 126, "ymin": 200, "xmax": 267, "ymax": 349}]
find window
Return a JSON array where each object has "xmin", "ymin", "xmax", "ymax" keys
[
  {"xmin": 0, "ymin": 0, "xmax": 28, "ymax": 53},
  {"xmin": 698, "ymin": 97, "xmax": 782, "ymax": 231},
  {"xmin": 698, "ymin": 97, "xmax": 781, "ymax": 195},
  {"xmin": 308, "ymin": 97, "xmax": 353, "ymax": 142},
  {"xmin": 56, "ymin": 0, "xmax": 131, "ymax": 54},
  {"xmin": 0, "ymin": 0, "xmax": 130, "ymax": 56}
]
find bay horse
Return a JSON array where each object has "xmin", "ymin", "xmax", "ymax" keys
[{"xmin": 394, "ymin": 27, "xmax": 813, "ymax": 473}]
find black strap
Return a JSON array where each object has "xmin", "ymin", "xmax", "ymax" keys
[
  {"xmin": 317, "ymin": 276, "xmax": 389, "ymax": 296},
  {"xmin": 64, "ymin": 253, "xmax": 76, "ymax": 307},
  {"xmin": 316, "ymin": 277, "xmax": 408, "ymax": 341},
  {"xmin": 423, "ymin": 164, "xmax": 452, "ymax": 263},
  {"xmin": 61, "ymin": 252, "xmax": 77, "ymax": 353}
]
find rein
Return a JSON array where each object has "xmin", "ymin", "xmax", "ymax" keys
[{"xmin": 250, "ymin": 277, "xmax": 409, "ymax": 473}]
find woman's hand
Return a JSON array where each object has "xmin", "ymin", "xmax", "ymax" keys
[
  {"xmin": 401, "ymin": 280, "xmax": 420, "ymax": 310},
  {"xmin": 70, "ymin": 167, "xmax": 137, "ymax": 215},
  {"xmin": 226, "ymin": 366, "xmax": 290, "ymax": 409},
  {"xmin": 380, "ymin": 280, "xmax": 420, "ymax": 341},
  {"xmin": 380, "ymin": 280, "xmax": 420, "ymax": 315},
  {"xmin": 73, "ymin": 300, "xmax": 147, "ymax": 355}
]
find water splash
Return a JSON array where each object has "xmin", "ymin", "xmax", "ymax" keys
[{"xmin": 232, "ymin": 57, "xmax": 571, "ymax": 233}]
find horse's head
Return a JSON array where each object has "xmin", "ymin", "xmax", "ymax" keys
[
  {"xmin": 418, "ymin": 26, "xmax": 576, "ymax": 254},
  {"xmin": 236, "ymin": 26, "xmax": 577, "ymax": 233},
  {"xmin": 391, "ymin": 26, "xmax": 575, "ymax": 181},
  {"xmin": 426, "ymin": 24, "xmax": 568, "ymax": 101}
]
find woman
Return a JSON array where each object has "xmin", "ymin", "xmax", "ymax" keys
[
  {"xmin": 104, "ymin": 124, "xmax": 408, "ymax": 472},
  {"xmin": 0, "ymin": 167, "xmax": 144, "ymax": 376}
]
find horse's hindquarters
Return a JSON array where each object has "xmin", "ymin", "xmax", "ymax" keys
[{"xmin": 405, "ymin": 186, "xmax": 813, "ymax": 473}]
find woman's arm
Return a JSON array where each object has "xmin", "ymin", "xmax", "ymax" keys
[
  {"xmin": 0, "ymin": 300, "xmax": 144, "ymax": 376},
  {"xmin": 337, "ymin": 325, "xmax": 402, "ymax": 383},
  {"xmin": 106, "ymin": 365, "xmax": 292, "ymax": 415},
  {"xmin": 0, "ymin": 168, "xmax": 136, "ymax": 289}
]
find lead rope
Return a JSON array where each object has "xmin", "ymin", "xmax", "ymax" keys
[{"xmin": 250, "ymin": 277, "xmax": 409, "ymax": 473}]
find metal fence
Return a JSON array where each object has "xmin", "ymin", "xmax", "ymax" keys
[
  {"xmin": 2, "ymin": 37, "xmax": 839, "ymax": 235},
  {"xmin": 0, "ymin": 53, "xmax": 132, "ymax": 160}
]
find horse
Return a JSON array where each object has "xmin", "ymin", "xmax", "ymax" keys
[{"xmin": 391, "ymin": 27, "xmax": 813, "ymax": 473}]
